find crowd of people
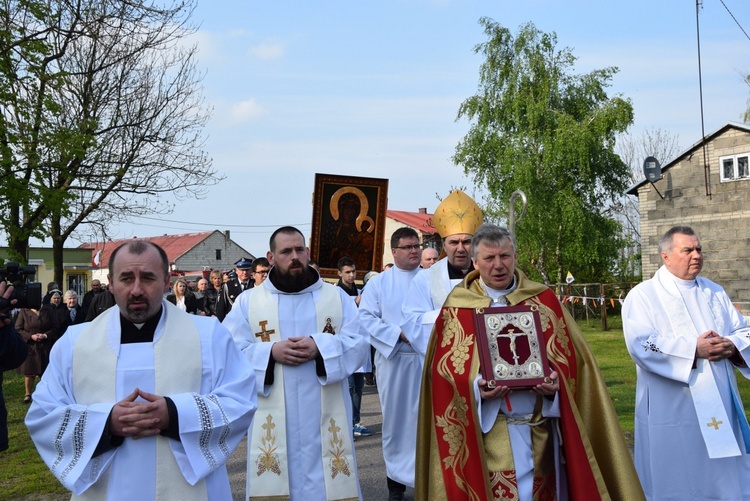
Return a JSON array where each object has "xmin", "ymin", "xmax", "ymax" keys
[{"xmin": 2, "ymin": 189, "xmax": 749, "ymax": 501}]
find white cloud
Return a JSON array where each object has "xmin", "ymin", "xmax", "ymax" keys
[
  {"xmin": 250, "ymin": 42, "xmax": 285, "ymax": 60},
  {"xmin": 229, "ymin": 99, "xmax": 266, "ymax": 122}
]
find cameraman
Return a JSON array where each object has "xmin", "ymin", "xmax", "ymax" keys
[{"xmin": 0, "ymin": 281, "xmax": 28, "ymax": 452}]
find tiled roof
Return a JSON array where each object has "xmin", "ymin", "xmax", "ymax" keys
[
  {"xmin": 79, "ymin": 231, "xmax": 216, "ymax": 268},
  {"xmin": 387, "ymin": 210, "xmax": 436, "ymax": 234}
]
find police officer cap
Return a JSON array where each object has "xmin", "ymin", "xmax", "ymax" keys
[{"xmin": 234, "ymin": 257, "xmax": 253, "ymax": 270}]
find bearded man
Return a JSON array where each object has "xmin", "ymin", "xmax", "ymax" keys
[
  {"xmin": 223, "ymin": 226, "xmax": 369, "ymax": 500},
  {"xmin": 26, "ymin": 240, "xmax": 256, "ymax": 499}
]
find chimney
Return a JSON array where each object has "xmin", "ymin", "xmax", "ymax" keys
[
  {"xmin": 418, "ymin": 208, "xmax": 427, "ymax": 214},
  {"xmin": 224, "ymin": 230, "xmax": 230, "ymax": 241}
]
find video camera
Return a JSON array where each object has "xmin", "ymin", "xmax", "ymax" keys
[{"xmin": 0, "ymin": 262, "xmax": 42, "ymax": 310}]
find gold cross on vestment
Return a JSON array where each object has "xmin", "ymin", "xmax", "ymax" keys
[
  {"xmin": 255, "ymin": 320, "xmax": 275, "ymax": 342},
  {"xmin": 262, "ymin": 414, "xmax": 275, "ymax": 441},
  {"xmin": 707, "ymin": 417, "xmax": 723, "ymax": 430}
]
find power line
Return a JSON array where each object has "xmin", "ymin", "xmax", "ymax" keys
[
  {"xmin": 123, "ymin": 221, "xmax": 292, "ymax": 234},
  {"xmin": 132, "ymin": 215, "xmax": 311, "ymax": 229},
  {"xmin": 718, "ymin": 0, "xmax": 750, "ymax": 42}
]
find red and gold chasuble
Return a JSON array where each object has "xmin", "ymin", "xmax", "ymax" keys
[{"xmin": 415, "ymin": 270, "xmax": 644, "ymax": 501}]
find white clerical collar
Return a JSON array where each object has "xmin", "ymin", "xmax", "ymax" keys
[
  {"xmin": 480, "ymin": 276, "xmax": 517, "ymax": 305},
  {"xmin": 664, "ymin": 268, "xmax": 698, "ymax": 289}
]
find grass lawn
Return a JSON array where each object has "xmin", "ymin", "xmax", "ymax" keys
[
  {"xmin": 576, "ymin": 315, "xmax": 750, "ymax": 435},
  {"xmin": 1, "ymin": 371, "xmax": 68, "ymax": 500},
  {"xmin": 3, "ymin": 316, "xmax": 750, "ymax": 498},
  {"xmin": 577, "ymin": 316, "xmax": 638, "ymax": 434}
]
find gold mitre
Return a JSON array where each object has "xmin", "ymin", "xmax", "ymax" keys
[{"xmin": 432, "ymin": 190, "xmax": 483, "ymax": 237}]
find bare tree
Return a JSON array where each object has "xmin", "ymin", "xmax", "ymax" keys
[
  {"xmin": 0, "ymin": 0, "xmax": 219, "ymax": 283},
  {"xmin": 614, "ymin": 127, "xmax": 681, "ymax": 280}
]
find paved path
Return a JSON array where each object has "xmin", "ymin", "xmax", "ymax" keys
[{"xmin": 228, "ymin": 383, "xmax": 414, "ymax": 501}]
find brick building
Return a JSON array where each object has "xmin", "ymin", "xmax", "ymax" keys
[
  {"xmin": 628, "ymin": 122, "xmax": 750, "ymax": 302},
  {"xmin": 81, "ymin": 230, "xmax": 255, "ymax": 283}
]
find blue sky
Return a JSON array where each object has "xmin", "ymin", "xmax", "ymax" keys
[{"xmin": 49, "ymin": 1, "xmax": 750, "ymax": 256}]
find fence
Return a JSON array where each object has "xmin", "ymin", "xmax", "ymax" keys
[{"xmin": 551, "ymin": 282, "xmax": 639, "ymax": 331}]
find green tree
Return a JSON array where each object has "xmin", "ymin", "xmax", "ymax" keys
[
  {"xmin": 454, "ymin": 19, "xmax": 634, "ymax": 284},
  {"xmin": 0, "ymin": 0, "xmax": 218, "ymax": 285}
]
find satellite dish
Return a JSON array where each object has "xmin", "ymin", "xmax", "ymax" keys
[{"xmin": 643, "ymin": 156, "xmax": 661, "ymax": 183}]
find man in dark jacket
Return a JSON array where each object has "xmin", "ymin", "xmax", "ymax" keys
[
  {"xmin": 80, "ymin": 279, "xmax": 103, "ymax": 317},
  {"xmin": 84, "ymin": 282, "xmax": 115, "ymax": 321}
]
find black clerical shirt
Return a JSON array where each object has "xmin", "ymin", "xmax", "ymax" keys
[
  {"xmin": 447, "ymin": 260, "xmax": 474, "ymax": 279},
  {"xmin": 94, "ymin": 307, "xmax": 180, "ymax": 457},
  {"xmin": 263, "ymin": 266, "xmax": 326, "ymax": 384}
]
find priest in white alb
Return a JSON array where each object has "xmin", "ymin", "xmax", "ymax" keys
[
  {"xmin": 26, "ymin": 240, "xmax": 257, "ymax": 500},
  {"xmin": 223, "ymin": 226, "xmax": 369, "ymax": 501},
  {"xmin": 623, "ymin": 225, "xmax": 750, "ymax": 500},
  {"xmin": 359, "ymin": 227, "xmax": 423, "ymax": 500}
]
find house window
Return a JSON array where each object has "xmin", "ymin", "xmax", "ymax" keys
[
  {"xmin": 215, "ymin": 249, "xmax": 221, "ymax": 260},
  {"xmin": 719, "ymin": 153, "xmax": 750, "ymax": 182}
]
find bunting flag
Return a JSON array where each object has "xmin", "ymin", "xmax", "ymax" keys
[
  {"xmin": 556, "ymin": 286, "xmax": 636, "ymax": 308},
  {"xmin": 556, "ymin": 292, "xmax": 631, "ymax": 307}
]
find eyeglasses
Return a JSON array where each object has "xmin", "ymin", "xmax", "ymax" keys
[
  {"xmin": 254, "ymin": 270, "xmax": 269, "ymax": 275},
  {"xmin": 394, "ymin": 244, "xmax": 422, "ymax": 251}
]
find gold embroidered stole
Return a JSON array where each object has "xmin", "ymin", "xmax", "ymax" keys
[
  {"xmin": 72, "ymin": 303, "xmax": 207, "ymax": 500},
  {"xmin": 246, "ymin": 283, "xmax": 358, "ymax": 501},
  {"xmin": 417, "ymin": 270, "xmax": 644, "ymax": 501}
]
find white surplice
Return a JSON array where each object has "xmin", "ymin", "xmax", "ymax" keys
[
  {"xmin": 401, "ymin": 258, "xmax": 464, "ymax": 357},
  {"xmin": 623, "ymin": 266, "xmax": 750, "ymax": 500},
  {"xmin": 25, "ymin": 301, "xmax": 257, "ymax": 500},
  {"xmin": 223, "ymin": 274, "xmax": 368, "ymax": 501},
  {"xmin": 359, "ymin": 265, "xmax": 422, "ymax": 487}
]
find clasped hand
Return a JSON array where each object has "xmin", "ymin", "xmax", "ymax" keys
[
  {"xmin": 271, "ymin": 336, "xmax": 319, "ymax": 366},
  {"xmin": 696, "ymin": 330, "xmax": 736, "ymax": 361},
  {"xmin": 110, "ymin": 388, "xmax": 169, "ymax": 439},
  {"xmin": 478, "ymin": 370, "xmax": 560, "ymax": 400}
]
